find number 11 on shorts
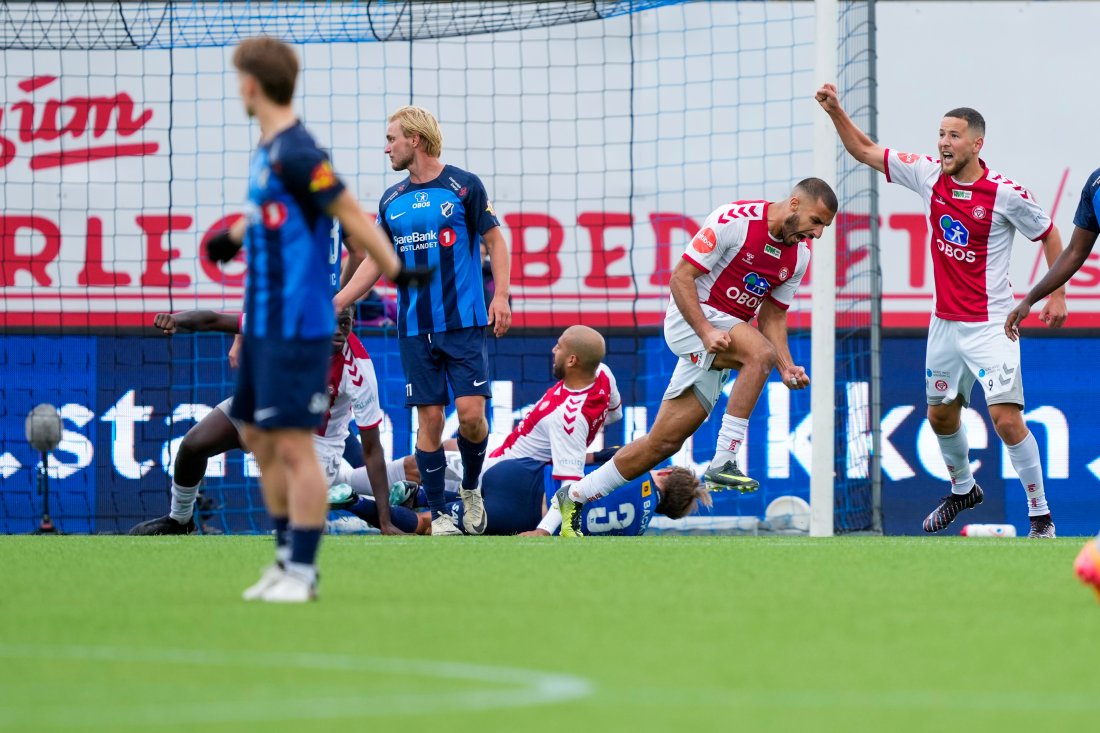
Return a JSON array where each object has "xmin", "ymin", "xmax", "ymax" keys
[{"xmin": 406, "ymin": 383, "xmax": 412, "ymax": 398}]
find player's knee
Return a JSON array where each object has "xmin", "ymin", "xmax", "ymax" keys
[
  {"xmin": 990, "ymin": 407, "xmax": 1025, "ymax": 442},
  {"xmin": 647, "ymin": 434, "xmax": 684, "ymax": 460},
  {"xmin": 926, "ymin": 406, "xmax": 960, "ymax": 434}
]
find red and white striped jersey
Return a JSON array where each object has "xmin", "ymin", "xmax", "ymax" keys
[
  {"xmin": 490, "ymin": 363, "xmax": 622, "ymax": 481},
  {"xmin": 314, "ymin": 333, "xmax": 384, "ymax": 450},
  {"xmin": 884, "ymin": 150, "xmax": 1053, "ymax": 322},
  {"xmin": 677, "ymin": 200, "xmax": 811, "ymax": 322}
]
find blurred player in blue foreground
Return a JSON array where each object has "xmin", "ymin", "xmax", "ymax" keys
[
  {"xmin": 337, "ymin": 106, "xmax": 512, "ymax": 537},
  {"xmin": 1005, "ymin": 168, "xmax": 1100, "ymax": 598},
  {"xmin": 206, "ymin": 37, "xmax": 430, "ymax": 603}
]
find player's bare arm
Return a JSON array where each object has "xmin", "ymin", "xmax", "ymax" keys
[
  {"xmin": 669, "ymin": 259, "xmax": 730, "ymax": 354},
  {"xmin": 333, "ymin": 247, "xmax": 383, "ymax": 311},
  {"xmin": 1037, "ymin": 226, "xmax": 1068, "ymax": 328},
  {"xmin": 328, "ymin": 192, "xmax": 402, "ymax": 280},
  {"xmin": 757, "ymin": 298, "xmax": 809, "ymax": 390},
  {"xmin": 360, "ymin": 425, "xmax": 404, "ymax": 535},
  {"xmin": 228, "ymin": 334, "xmax": 243, "ymax": 369},
  {"xmin": 1006, "ymin": 225, "xmax": 1099, "ymax": 340},
  {"xmin": 815, "ymin": 83, "xmax": 886, "ymax": 173},
  {"xmin": 483, "ymin": 226, "xmax": 512, "ymax": 338},
  {"xmin": 153, "ymin": 310, "xmax": 240, "ymax": 335}
]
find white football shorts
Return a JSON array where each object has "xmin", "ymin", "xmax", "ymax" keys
[
  {"xmin": 925, "ymin": 316, "xmax": 1024, "ymax": 408},
  {"xmin": 662, "ymin": 303, "xmax": 740, "ymax": 414}
]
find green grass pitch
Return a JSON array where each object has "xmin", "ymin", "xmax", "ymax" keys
[{"xmin": 1, "ymin": 535, "xmax": 1096, "ymax": 732}]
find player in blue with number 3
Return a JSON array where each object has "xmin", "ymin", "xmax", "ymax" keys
[
  {"xmin": 205, "ymin": 37, "xmax": 431, "ymax": 603},
  {"xmin": 338, "ymin": 106, "xmax": 512, "ymax": 537}
]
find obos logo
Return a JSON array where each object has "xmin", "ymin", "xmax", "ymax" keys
[
  {"xmin": 743, "ymin": 272, "xmax": 770, "ymax": 296},
  {"xmin": 412, "ymin": 191, "xmax": 431, "ymax": 209},
  {"xmin": 692, "ymin": 227, "xmax": 717, "ymax": 254},
  {"xmin": 937, "ymin": 215, "xmax": 975, "ymax": 263}
]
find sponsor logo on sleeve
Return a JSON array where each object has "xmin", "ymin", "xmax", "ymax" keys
[
  {"xmin": 896, "ymin": 152, "xmax": 920, "ymax": 165},
  {"xmin": 486, "ymin": 200, "xmax": 496, "ymax": 216},
  {"xmin": 692, "ymin": 227, "xmax": 717, "ymax": 254},
  {"xmin": 309, "ymin": 160, "xmax": 337, "ymax": 192}
]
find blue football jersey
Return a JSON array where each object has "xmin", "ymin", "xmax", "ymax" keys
[
  {"xmin": 542, "ymin": 471, "xmax": 659, "ymax": 537},
  {"xmin": 377, "ymin": 165, "xmax": 500, "ymax": 337},
  {"xmin": 1073, "ymin": 167, "xmax": 1100, "ymax": 233},
  {"xmin": 244, "ymin": 121, "xmax": 345, "ymax": 340}
]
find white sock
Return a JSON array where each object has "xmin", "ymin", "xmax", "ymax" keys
[
  {"xmin": 569, "ymin": 459, "xmax": 627, "ymax": 504},
  {"xmin": 710, "ymin": 414, "xmax": 749, "ymax": 469},
  {"xmin": 285, "ymin": 561, "xmax": 317, "ymax": 585},
  {"xmin": 276, "ymin": 545, "xmax": 292, "ymax": 565},
  {"xmin": 169, "ymin": 481, "xmax": 199, "ymax": 523},
  {"xmin": 935, "ymin": 428, "xmax": 976, "ymax": 495},
  {"xmin": 1005, "ymin": 431, "xmax": 1049, "ymax": 517}
]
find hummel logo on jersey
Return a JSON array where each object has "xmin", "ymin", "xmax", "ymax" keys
[
  {"xmin": 952, "ymin": 190, "xmax": 973, "ymax": 200},
  {"xmin": 743, "ymin": 272, "xmax": 770, "ymax": 296},
  {"xmin": 389, "ymin": 211, "xmax": 406, "ymax": 221},
  {"xmin": 743, "ymin": 252, "xmax": 754, "ymax": 264},
  {"xmin": 763, "ymin": 244, "xmax": 782, "ymax": 258},
  {"xmin": 939, "ymin": 215, "xmax": 970, "ymax": 246},
  {"xmin": 441, "ymin": 201, "xmax": 454, "ymax": 218}
]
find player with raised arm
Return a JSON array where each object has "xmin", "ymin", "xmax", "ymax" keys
[
  {"xmin": 128, "ymin": 307, "xmax": 400, "ymax": 537},
  {"xmin": 207, "ymin": 38, "xmax": 431, "ymax": 603},
  {"xmin": 817, "ymin": 83, "xmax": 1065, "ymax": 538},
  {"xmin": 1003, "ymin": 168, "xmax": 1100, "ymax": 591},
  {"xmin": 336, "ymin": 106, "xmax": 511, "ymax": 537},
  {"xmin": 556, "ymin": 180, "xmax": 837, "ymax": 537}
]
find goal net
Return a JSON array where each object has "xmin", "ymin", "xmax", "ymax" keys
[{"xmin": 0, "ymin": 0, "xmax": 879, "ymax": 534}]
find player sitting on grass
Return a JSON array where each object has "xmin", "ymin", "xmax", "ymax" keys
[
  {"xmin": 129, "ymin": 307, "xmax": 402, "ymax": 536},
  {"xmin": 331, "ymin": 462, "xmax": 708, "ymax": 536}
]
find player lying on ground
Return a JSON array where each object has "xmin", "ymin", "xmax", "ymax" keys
[
  {"xmin": 554, "ymin": 179, "xmax": 838, "ymax": 537},
  {"xmin": 330, "ymin": 462, "xmax": 708, "ymax": 536},
  {"xmin": 129, "ymin": 307, "xmax": 403, "ymax": 536},
  {"xmin": 818, "ymin": 83, "xmax": 1063, "ymax": 538},
  {"xmin": 1003, "ymin": 168, "xmax": 1100, "ymax": 591}
]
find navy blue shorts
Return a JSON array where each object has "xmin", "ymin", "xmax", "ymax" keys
[
  {"xmin": 399, "ymin": 326, "xmax": 490, "ymax": 407},
  {"xmin": 229, "ymin": 336, "xmax": 330, "ymax": 430},
  {"xmin": 448, "ymin": 458, "xmax": 546, "ymax": 535}
]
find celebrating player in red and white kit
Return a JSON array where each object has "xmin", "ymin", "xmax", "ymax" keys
[
  {"xmin": 556, "ymin": 179, "xmax": 838, "ymax": 536},
  {"xmin": 817, "ymin": 83, "xmax": 1066, "ymax": 538}
]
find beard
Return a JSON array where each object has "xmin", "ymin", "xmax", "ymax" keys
[
  {"xmin": 390, "ymin": 152, "xmax": 412, "ymax": 171},
  {"xmin": 552, "ymin": 360, "xmax": 565, "ymax": 380}
]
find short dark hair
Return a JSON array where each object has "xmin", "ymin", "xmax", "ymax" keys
[
  {"xmin": 794, "ymin": 177, "xmax": 838, "ymax": 213},
  {"xmin": 233, "ymin": 37, "xmax": 298, "ymax": 106},
  {"xmin": 654, "ymin": 467, "xmax": 712, "ymax": 520},
  {"xmin": 943, "ymin": 107, "xmax": 986, "ymax": 137}
]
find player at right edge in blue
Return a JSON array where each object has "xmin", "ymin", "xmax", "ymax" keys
[{"xmin": 1005, "ymin": 168, "xmax": 1100, "ymax": 600}]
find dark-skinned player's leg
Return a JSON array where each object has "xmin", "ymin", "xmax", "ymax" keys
[{"xmin": 129, "ymin": 402, "xmax": 244, "ymax": 535}]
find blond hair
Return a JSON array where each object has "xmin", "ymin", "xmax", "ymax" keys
[{"xmin": 389, "ymin": 106, "xmax": 443, "ymax": 157}]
